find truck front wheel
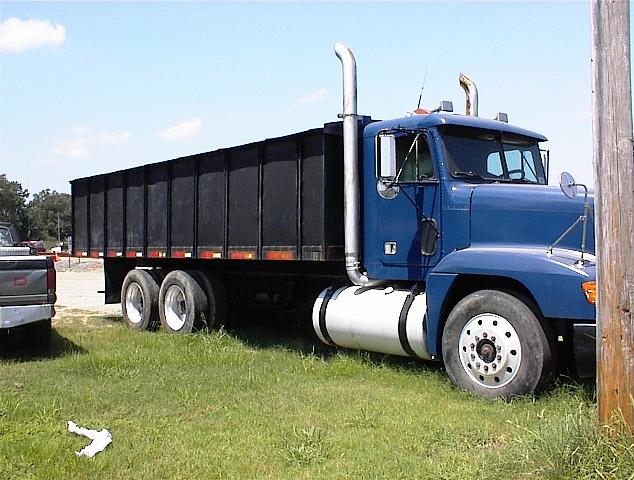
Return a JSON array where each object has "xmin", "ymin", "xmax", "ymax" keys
[
  {"xmin": 121, "ymin": 269, "xmax": 160, "ymax": 331},
  {"xmin": 442, "ymin": 290, "xmax": 555, "ymax": 399},
  {"xmin": 158, "ymin": 270, "xmax": 207, "ymax": 334}
]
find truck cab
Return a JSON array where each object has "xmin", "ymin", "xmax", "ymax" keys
[
  {"xmin": 364, "ymin": 114, "xmax": 553, "ymax": 279},
  {"xmin": 363, "ymin": 112, "xmax": 596, "ymax": 371}
]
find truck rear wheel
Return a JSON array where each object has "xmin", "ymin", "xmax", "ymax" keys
[
  {"xmin": 23, "ymin": 318, "xmax": 52, "ymax": 351},
  {"xmin": 121, "ymin": 269, "xmax": 160, "ymax": 331},
  {"xmin": 159, "ymin": 270, "xmax": 207, "ymax": 333},
  {"xmin": 442, "ymin": 290, "xmax": 555, "ymax": 399}
]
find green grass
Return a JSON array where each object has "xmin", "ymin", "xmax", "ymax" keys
[{"xmin": 1, "ymin": 309, "xmax": 632, "ymax": 480}]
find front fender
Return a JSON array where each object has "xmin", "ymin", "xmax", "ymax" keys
[
  {"xmin": 434, "ymin": 246, "xmax": 596, "ymax": 319},
  {"xmin": 425, "ymin": 246, "xmax": 596, "ymax": 355}
]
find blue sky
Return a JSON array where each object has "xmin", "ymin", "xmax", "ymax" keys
[{"xmin": 0, "ymin": 1, "xmax": 624, "ymax": 195}]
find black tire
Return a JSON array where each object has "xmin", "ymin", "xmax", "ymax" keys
[
  {"xmin": 187, "ymin": 271, "xmax": 228, "ymax": 329},
  {"xmin": 121, "ymin": 269, "xmax": 160, "ymax": 331},
  {"xmin": 441, "ymin": 290, "xmax": 555, "ymax": 399},
  {"xmin": 23, "ymin": 318, "xmax": 52, "ymax": 351},
  {"xmin": 158, "ymin": 270, "xmax": 207, "ymax": 333}
]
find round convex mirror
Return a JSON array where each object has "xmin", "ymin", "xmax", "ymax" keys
[
  {"xmin": 377, "ymin": 180, "xmax": 399, "ymax": 200},
  {"xmin": 559, "ymin": 172, "xmax": 578, "ymax": 199}
]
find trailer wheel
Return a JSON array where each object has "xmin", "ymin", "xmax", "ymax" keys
[
  {"xmin": 159, "ymin": 270, "xmax": 207, "ymax": 333},
  {"xmin": 121, "ymin": 269, "xmax": 160, "ymax": 331},
  {"xmin": 23, "ymin": 318, "xmax": 52, "ymax": 351},
  {"xmin": 442, "ymin": 290, "xmax": 555, "ymax": 399},
  {"xmin": 188, "ymin": 271, "xmax": 228, "ymax": 329}
]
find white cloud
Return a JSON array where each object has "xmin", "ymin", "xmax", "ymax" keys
[
  {"xmin": 297, "ymin": 88, "xmax": 328, "ymax": 104},
  {"xmin": 0, "ymin": 17, "xmax": 66, "ymax": 54},
  {"xmin": 99, "ymin": 131, "xmax": 131, "ymax": 144},
  {"xmin": 157, "ymin": 117, "xmax": 203, "ymax": 140},
  {"xmin": 53, "ymin": 138, "xmax": 90, "ymax": 159},
  {"xmin": 53, "ymin": 128, "xmax": 131, "ymax": 159}
]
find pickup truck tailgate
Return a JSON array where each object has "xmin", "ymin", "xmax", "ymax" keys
[{"xmin": 0, "ymin": 256, "xmax": 51, "ymax": 306}]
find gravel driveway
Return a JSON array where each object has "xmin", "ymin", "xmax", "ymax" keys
[{"xmin": 55, "ymin": 258, "xmax": 121, "ymax": 315}]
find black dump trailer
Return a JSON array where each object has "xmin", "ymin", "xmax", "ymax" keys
[{"xmin": 71, "ymin": 121, "xmax": 365, "ymax": 330}]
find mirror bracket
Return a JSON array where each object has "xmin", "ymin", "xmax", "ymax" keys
[{"xmin": 548, "ymin": 172, "xmax": 591, "ymax": 265}]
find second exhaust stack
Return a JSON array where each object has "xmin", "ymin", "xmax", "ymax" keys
[{"xmin": 459, "ymin": 73, "xmax": 478, "ymax": 117}]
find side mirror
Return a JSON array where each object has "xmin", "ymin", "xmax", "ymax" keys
[
  {"xmin": 376, "ymin": 134, "xmax": 400, "ymax": 199},
  {"xmin": 378, "ymin": 134, "xmax": 397, "ymax": 179},
  {"xmin": 419, "ymin": 218, "xmax": 438, "ymax": 256},
  {"xmin": 559, "ymin": 172, "xmax": 578, "ymax": 198}
]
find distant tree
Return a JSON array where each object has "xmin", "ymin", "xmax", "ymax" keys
[
  {"xmin": 27, "ymin": 190, "xmax": 71, "ymax": 242},
  {"xmin": 0, "ymin": 174, "xmax": 29, "ymax": 238}
]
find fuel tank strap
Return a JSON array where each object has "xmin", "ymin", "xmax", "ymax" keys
[
  {"xmin": 318, "ymin": 286, "xmax": 336, "ymax": 345},
  {"xmin": 398, "ymin": 286, "xmax": 421, "ymax": 358}
]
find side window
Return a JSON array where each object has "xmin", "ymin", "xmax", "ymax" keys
[
  {"xmin": 505, "ymin": 150, "xmax": 522, "ymax": 175},
  {"xmin": 486, "ymin": 152, "xmax": 503, "ymax": 176},
  {"xmin": 505, "ymin": 149, "xmax": 538, "ymax": 182},
  {"xmin": 0, "ymin": 227, "xmax": 13, "ymax": 247},
  {"xmin": 395, "ymin": 134, "xmax": 435, "ymax": 182}
]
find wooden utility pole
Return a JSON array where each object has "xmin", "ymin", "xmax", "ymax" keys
[{"xmin": 590, "ymin": 0, "xmax": 634, "ymax": 431}]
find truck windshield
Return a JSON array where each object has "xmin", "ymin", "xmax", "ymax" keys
[{"xmin": 441, "ymin": 126, "xmax": 546, "ymax": 184}]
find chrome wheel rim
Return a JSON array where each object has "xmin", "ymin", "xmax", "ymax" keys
[
  {"xmin": 458, "ymin": 313, "xmax": 522, "ymax": 388},
  {"xmin": 125, "ymin": 282, "xmax": 144, "ymax": 325},
  {"xmin": 164, "ymin": 284, "xmax": 187, "ymax": 331}
]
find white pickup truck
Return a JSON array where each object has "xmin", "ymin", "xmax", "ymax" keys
[{"xmin": 0, "ymin": 222, "xmax": 56, "ymax": 350}]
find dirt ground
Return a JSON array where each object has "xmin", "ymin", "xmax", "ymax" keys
[{"xmin": 55, "ymin": 258, "xmax": 121, "ymax": 316}]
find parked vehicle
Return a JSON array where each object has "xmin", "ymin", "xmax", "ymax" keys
[
  {"xmin": 70, "ymin": 45, "xmax": 596, "ymax": 398},
  {"xmin": 0, "ymin": 222, "xmax": 56, "ymax": 350}
]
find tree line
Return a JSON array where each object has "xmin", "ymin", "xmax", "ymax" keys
[{"xmin": 0, "ymin": 174, "xmax": 71, "ymax": 242}]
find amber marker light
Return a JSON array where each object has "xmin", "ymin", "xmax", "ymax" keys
[{"xmin": 582, "ymin": 281, "xmax": 597, "ymax": 305}]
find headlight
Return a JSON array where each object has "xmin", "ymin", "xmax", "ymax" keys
[{"xmin": 582, "ymin": 281, "xmax": 596, "ymax": 305}]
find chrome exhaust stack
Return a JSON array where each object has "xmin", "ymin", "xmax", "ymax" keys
[
  {"xmin": 334, "ymin": 43, "xmax": 381, "ymax": 287},
  {"xmin": 459, "ymin": 73, "xmax": 478, "ymax": 117}
]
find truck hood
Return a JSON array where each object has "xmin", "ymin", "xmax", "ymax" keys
[{"xmin": 469, "ymin": 184, "xmax": 595, "ymax": 254}]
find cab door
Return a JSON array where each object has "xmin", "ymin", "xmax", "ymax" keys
[{"xmin": 373, "ymin": 131, "xmax": 442, "ymax": 281}]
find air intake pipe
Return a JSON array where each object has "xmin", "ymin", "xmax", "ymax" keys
[
  {"xmin": 334, "ymin": 43, "xmax": 381, "ymax": 287},
  {"xmin": 459, "ymin": 73, "xmax": 478, "ymax": 117}
]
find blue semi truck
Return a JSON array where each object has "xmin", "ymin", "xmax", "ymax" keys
[{"xmin": 71, "ymin": 44, "xmax": 596, "ymax": 398}]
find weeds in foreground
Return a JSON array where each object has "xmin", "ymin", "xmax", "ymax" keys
[
  {"xmin": 507, "ymin": 401, "xmax": 634, "ymax": 480},
  {"xmin": 282, "ymin": 425, "xmax": 330, "ymax": 466},
  {"xmin": 1, "ymin": 316, "xmax": 633, "ymax": 479}
]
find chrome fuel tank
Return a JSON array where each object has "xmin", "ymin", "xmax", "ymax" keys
[{"xmin": 312, "ymin": 286, "xmax": 432, "ymax": 360}]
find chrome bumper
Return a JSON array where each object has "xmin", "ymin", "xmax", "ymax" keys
[{"xmin": 0, "ymin": 304, "xmax": 54, "ymax": 329}]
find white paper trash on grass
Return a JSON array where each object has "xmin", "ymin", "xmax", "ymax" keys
[{"xmin": 67, "ymin": 420, "xmax": 112, "ymax": 458}]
